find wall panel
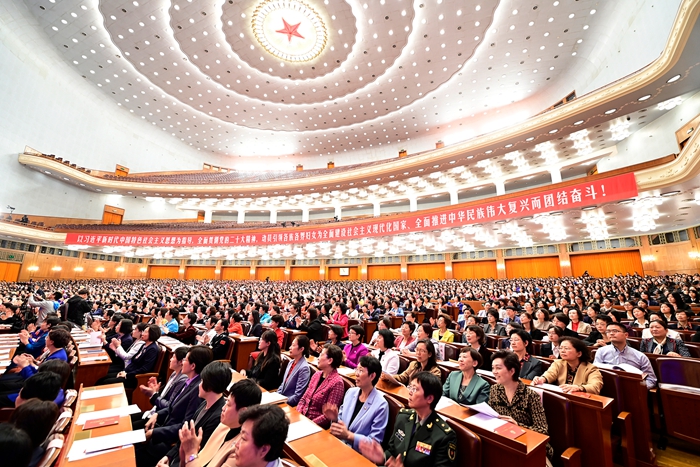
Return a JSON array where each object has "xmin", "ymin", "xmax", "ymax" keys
[
  {"xmin": 0, "ymin": 262, "xmax": 20, "ymax": 281},
  {"xmin": 221, "ymin": 267, "xmax": 250, "ymax": 280},
  {"xmin": 290, "ymin": 267, "xmax": 319, "ymax": 281},
  {"xmin": 185, "ymin": 267, "xmax": 216, "ymax": 280},
  {"xmin": 148, "ymin": 266, "xmax": 180, "ymax": 279},
  {"xmin": 570, "ymin": 251, "xmax": 644, "ymax": 277},
  {"xmin": 256, "ymin": 267, "xmax": 285, "ymax": 281},
  {"xmin": 407, "ymin": 263, "xmax": 445, "ymax": 280},
  {"xmin": 505, "ymin": 257, "xmax": 560, "ymax": 279},
  {"xmin": 328, "ymin": 267, "xmax": 358, "ymax": 281},
  {"xmin": 368, "ymin": 265, "xmax": 401, "ymax": 280},
  {"xmin": 452, "ymin": 261, "xmax": 498, "ymax": 280}
]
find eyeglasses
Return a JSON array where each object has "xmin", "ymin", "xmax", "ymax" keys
[
  {"xmin": 605, "ymin": 329, "xmax": 624, "ymax": 335},
  {"xmin": 407, "ymin": 385, "xmax": 420, "ymax": 394}
]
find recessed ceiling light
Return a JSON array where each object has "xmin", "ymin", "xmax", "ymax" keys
[
  {"xmin": 604, "ymin": 109, "xmax": 617, "ymax": 115},
  {"xmin": 573, "ymin": 120, "xmax": 584, "ymax": 125},
  {"xmin": 666, "ymin": 74, "xmax": 681, "ymax": 83},
  {"xmin": 638, "ymin": 94, "xmax": 651, "ymax": 101},
  {"xmin": 660, "ymin": 191, "xmax": 680, "ymax": 197},
  {"xmin": 548, "ymin": 129, "xmax": 558, "ymax": 134}
]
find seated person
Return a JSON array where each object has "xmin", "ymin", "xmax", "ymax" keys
[
  {"xmin": 138, "ymin": 347, "xmax": 189, "ymax": 418},
  {"xmin": 168, "ymin": 312, "xmax": 197, "ymax": 345},
  {"xmin": 343, "ymin": 325, "xmax": 369, "ymax": 369},
  {"xmin": 368, "ymin": 318, "xmax": 391, "ymax": 347},
  {"xmin": 583, "ymin": 315, "xmax": 612, "ymax": 347},
  {"xmin": 224, "ymin": 404, "xmax": 289, "ymax": 467},
  {"xmin": 402, "ymin": 323, "xmax": 435, "ymax": 356},
  {"xmin": 594, "ymin": 322, "xmax": 657, "ymax": 389},
  {"xmin": 639, "ymin": 319, "xmax": 691, "ymax": 357},
  {"xmin": 482, "ymin": 308, "xmax": 507, "ymax": 336},
  {"xmin": 241, "ymin": 330, "xmax": 281, "ymax": 390},
  {"xmin": 371, "ymin": 329, "xmax": 400, "ymax": 375},
  {"xmin": 98, "ymin": 324, "xmax": 161, "ymax": 389},
  {"xmin": 278, "ymin": 335, "xmax": 311, "ymax": 406},
  {"xmin": 169, "ymin": 379, "xmax": 262, "ymax": 467},
  {"xmin": 269, "ymin": 315, "xmax": 286, "ymax": 348},
  {"xmin": 462, "ymin": 325, "xmax": 492, "ymax": 371},
  {"xmin": 641, "ymin": 313, "xmax": 680, "ymax": 340},
  {"xmin": 197, "ymin": 316, "xmax": 218, "ymax": 345},
  {"xmin": 108, "ymin": 322, "xmax": 147, "ymax": 373},
  {"xmin": 532, "ymin": 337, "xmax": 603, "ymax": 394},
  {"xmin": 0, "ymin": 422, "xmax": 33, "ymax": 467},
  {"xmin": 137, "ymin": 345, "xmax": 214, "ymax": 466},
  {"xmin": 297, "ymin": 344, "xmax": 345, "ymax": 429},
  {"xmin": 394, "ymin": 321, "xmax": 417, "ymax": 351},
  {"xmin": 552, "ymin": 313, "xmax": 580, "ymax": 338},
  {"xmin": 160, "ymin": 361, "xmax": 232, "ymax": 467},
  {"xmin": 509, "ymin": 330, "xmax": 543, "ymax": 380},
  {"xmin": 432, "ymin": 314, "xmax": 455, "ymax": 343},
  {"xmin": 668, "ymin": 309, "xmax": 698, "ymax": 331},
  {"xmin": 208, "ymin": 319, "xmax": 232, "ymax": 361},
  {"xmin": 309, "ymin": 324, "xmax": 344, "ymax": 356},
  {"xmin": 161, "ymin": 309, "xmax": 180, "ymax": 334},
  {"xmin": 10, "ymin": 399, "xmax": 59, "ymax": 467},
  {"xmin": 384, "ymin": 339, "xmax": 441, "ymax": 385},
  {"xmin": 443, "ymin": 347, "xmax": 490, "ymax": 405},
  {"xmin": 0, "ymin": 371, "xmax": 61, "ymax": 408},
  {"xmin": 489, "ymin": 350, "xmax": 553, "ymax": 460},
  {"xmin": 360, "ymin": 372, "xmax": 457, "ymax": 467},
  {"xmin": 109, "ymin": 318, "xmax": 135, "ymax": 356},
  {"xmin": 228, "ymin": 313, "xmax": 244, "ymax": 335},
  {"xmin": 567, "ymin": 309, "xmax": 592, "ymax": 334},
  {"xmin": 15, "ymin": 316, "xmax": 59, "ymax": 358},
  {"xmin": 0, "ymin": 303, "xmax": 22, "ymax": 333},
  {"xmin": 539, "ymin": 326, "xmax": 564, "ymax": 358},
  {"xmin": 323, "ymin": 356, "xmax": 389, "ymax": 452}
]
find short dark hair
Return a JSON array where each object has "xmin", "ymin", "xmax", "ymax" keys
[
  {"xmin": 491, "ymin": 350, "xmax": 521, "ymax": 381},
  {"xmin": 358, "ymin": 355, "xmax": 382, "ymax": 386},
  {"xmin": 509, "ymin": 329, "xmax": 532, "ymax": 346},
  {"xmin": 271, "ymin": 315, "xmax": 285, "ymax": 327},
  {"xmin": 438, "ymin": 313, "xmax": 452, "ymax": 328},
  {"xmin": 467, "ymin": 325, "xmax": 486, "ymax": 345},
  {"xmin": 560, "ymin": 337, "xmax": 592, "ymax": 363},
  {"xmin": 136, "ymin": 322, "xmax": 148, "ymax": 333},
  {"xmin": 45, "ymin": 316, "xmax": 60, "ymax": 328},
  {"xmin": 118, "ymin": 319, "xmax": 133, "ymax": 336},
  {"xmin": 377, "ymin": 329, "xmax": 395, "ymax": 349},
  {"xmin": 48, "ymin": 328, "xmax": 70, "ymax": 348},
  {"xmin": 415, "ymin": 339, "xmax": 438, "ymax": 371},
  {"xmin": 307, "ymin": 307, "xmax": 318, "ymax": 320},
  {"xmin": 650, "ymin": 319, "xmax": 668, "ymax": 330},
  {"xmin": 238, "ymin": 404, "xmax": 289, "ymax": 461},
  {"xmin": 419, "ymin": 323, "xmax": 433, "ymax": 336},
  {"xmin": 146, "ymin": 324, "xmax": 161, "ymax": 342},
  {"xmin": 174, "ymin": 346, "xmax": 189, "ymax": 361},
  {"xmin": 323, "ymin": 344, "xmax": 343, "ymax": 369},
  {"xmin": 187, "ymin": 346, "xmax": 214, "ymax": 374},
  {"xmin": 410, "ymin": 372, "xmax": 443, "ymax": 410},
  {"xmin": 460, "ymin": 347, "xmax": 483, "ymax": 369},
  {"xmin": 295, "ymin": 335, "xmax": 310, "ymax": 358},
  {"xmin": 0, "ymin": 422, "xmax": 33, "ymax": 467},
  {"xmin": 201, "ymin": 361, "xmax": 233, "ymax": 394},
  {"xmin": 607, "ymin": 322, "xmax": 628, "ymax": 333},
  {"xmin": 19, "ymin": 372, "xmax": 61, "ymax": 402},
  {"xmin": 553, "ymin": 312, "xmax": 570, "ymax": 326},
  {"xmin": 77, "ymin": 289, "xmax": 89, "ymax": 296},
  {"xmin": 186, "ymin": 312, "xmax": 197, "ymax": 324},
  {"xmin": 486, "ymin": 308, "xmax": 500, "ymax": 321},
  {"xmin": 38, "ymin": 359, "xmax": 71, "ymax": 388},
  {"xmin": 349, "ymin": 324, "xmax": 365, "ymax": 338},
  {"xmin": 10, "ymin": 399, "xmax": 59, "ymax": 448},
  {"xmin": 229, "ymin": 378, "xmax": 263, "ymax": 409},
  {"xmin": 403, "ymin": 321, "xmax": 416, "ymax": 332}
]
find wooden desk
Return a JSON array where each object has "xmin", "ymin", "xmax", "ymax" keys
[
  {"xmin": 376, "ymin": 380, "xmax": 549, "ymax": 467},
  {"xmin": 56, "ymin": 383, "xmax": 136, "ymax": 467},
  {"xmin": 283, "ymin": 329, "xmax": 307, "ymax": 351},
  {"xmin": 388, "ymin": 315, "xmax": 403, "ymax": 329},
  {"xmin": 361, "ymin": 321, "xmax": 377, "ymax": 344},
  {"xmin": 231, "ymin": 335, "xmax": 259, "ymax": 371},
  {"xmin": 74, "ymin": 350, "xmax": 111, "ymax": 388}
]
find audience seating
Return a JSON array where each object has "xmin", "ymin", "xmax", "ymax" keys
[
  {"xmin": 540, "ymin": 390, "xmax": 581, "ymax": 467},
  {"xmin": 444, "ymin": 418, "xmax": 482, "ymax": 467},
  {"xmin": 129, "ymin": 344, "xmax": 167, "ymax": 411}
]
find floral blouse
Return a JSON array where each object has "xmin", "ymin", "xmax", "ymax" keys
[{"xmin": 488, "ymin": 382, "xmax": 553, "ymax": 459}]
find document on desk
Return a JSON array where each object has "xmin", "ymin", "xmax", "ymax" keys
[
  {"xmin": 67, "ymin": 429, "xmax": 146, "ymax": 461},
  {"xmin": 80, "ymin": 355, "xmax": 111, "ymax": 362},
  {"xmin": 464, "ymin": 402, "xmax": 501, "ymax": 418},
  {"xmin": 536, "ymin": 383, "xmax": 564, "ymax": 393},
  {"xmin": 435, "ymin": 396, "xmax": 458, "ymax": 411},
  {"xmin": 286, "ymin": 419, "xmax": 323, "ymax": 442},
  {"xmin": 381, "ymin": 372, "xmax": 405, "ymax": 386},
  {"xmin": 260, "ymin": 391, "xmax": 289, "ymax": 405},
  {"xmin": 465, "ymin": 413, "xmax": 508, "ymax": 432},
  {"xmin": 337, "ymin": 367, "xmax": 356, "ymax": 377},
  {"xmin": 80, "ymin": 386, "xmax": 124, "ymax": 400},
  {"xmin": 76, "ymin": 404, "xmax": 140, "ymax": 425}
]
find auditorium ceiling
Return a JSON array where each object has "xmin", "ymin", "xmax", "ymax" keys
[{"xmin": 19, "ymin": 0, "xmax": 685, "ymax": 164}]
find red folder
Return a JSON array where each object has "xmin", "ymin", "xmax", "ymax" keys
[
  {"xmin": 494, "ymin": 422, "xmax": 526, "ymax": 439},
  {"xmin": 83, "ymin": 415, "xmax": 120, "ymax": 430}
]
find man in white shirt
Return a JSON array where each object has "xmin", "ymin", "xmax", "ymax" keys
[{"xmin": 594, "ymin": 322, "xmax": 657, "ymax": 389}]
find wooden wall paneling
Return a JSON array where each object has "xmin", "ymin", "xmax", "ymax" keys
[
  {"xmin": 185, "ymin": 266, "xmax": 216, "ymax": 280},
  {"xmin": 327, "ymin": 266, "xmax": 358, "ymax": 280},
  {"xmin": 290, "ymin": 267, "xmax": 320, "ymax": 281},
  {"xmin": 452, "ymin": 260, "xmax": 498, "ymax": 279},
  {"xmin": 505, "ymin": 257, "xmax": 561, "ymax": 279},
  {"xmin": 148, "ymin": 266, "xmax": 180, "ymax": 279},
  {"xmin": 570, "ymin": 251, "xmax": 644, "ymax": 277},
  {"xmin": 255, "ymin": 267, "xmax": 285, "ymax": 281},
  {"xmin": 407, "ymin": 263, "xmax": 446, "ymax": 280},
  {"xmin": 221, "ymin": 267, "xmax": 250, "ymax": 280},
  {"xmin": 367, "ymin": 265, "xmax": 402, "ymax": 280}
]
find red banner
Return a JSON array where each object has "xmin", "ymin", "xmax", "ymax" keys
[{"xmin": 65, "ymin": 173, "xmax": 637, "ymax": 247}]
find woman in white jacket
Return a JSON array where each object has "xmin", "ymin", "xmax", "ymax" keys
[
  {"xmin": 109, "ymin": 322, "xmax": 147, "ymax": 368},
  {"xmin": 371, "ymin": 329, "xmax": 400, "ymax": 375}
]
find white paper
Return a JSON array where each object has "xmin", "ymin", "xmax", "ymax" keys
[
  {"xmin": 465, "ymin": 412, "xmax": 508, "ymax": 432},
  {"xmin": 80, "ymin": 356, "xmax": 111, "ymax": 362},
  {"xmin": 538, "ymin": 383, "xmax": 563, "ymax": 393},
  {"xmin": 80, "ymin": 386, "xmax": 123, "ymax": 400},
  {"xmin": 381, "ymin": 371, "xmax": 405, "ymax": 386},
  {"xmin": 260, "ymin": 392, "xmax": 289, "ymax": 405},
  {"xmin": 476, "ymin": 369, "xmax": 495, "ymax": 378},
  {"xmin": 76, "ymin": 404, "xmax": 141, "ymax": 426},
  {"xmin": 337, "ymin": 367, "xmax": 356, "ymax": 377},
  {"xmin": 0, "ymin": 360, "xmax": 11, "ymax": 366},
  {"xmin": 659, "ymin": 383, "xmax": 700, "ymax": 395},
  {"xmin": 435, "ymin": 396, "xmax": 458, "ymax": 411},
  {"xmin": 286, "ymin": 419, "xmax": 323, "ymax": 442},
  {"xmin": 79, "ymin": 344, "xmax": 103, "ymax": 349},
  {"xmin": 67, "ymin": 429, "xmax": 146, "ymax": 461},
  {"xmin": 465, "ymin": 402, "xmax": 500, "ymax": 418}
]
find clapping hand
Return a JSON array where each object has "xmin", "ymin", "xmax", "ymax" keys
[
  {"xmin": 178, "ymin": 420, "xmax": 203, "ymax": 462},
  {"xmin": 359, "ymin": 439, "xmax": 385, "ymax": 465},
  {"xmin": 322, "ymin": 403, "xmax": 339, "ymax": 422}
]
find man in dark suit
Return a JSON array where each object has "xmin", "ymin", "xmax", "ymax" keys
[
  {"xmin": 136, "ymin": 345, "xmax": 214, "ymax": 466},
  {"xmin": 360, "ymin": 372, "xmax": 456, "ymax": 467},
  {"xmin": 552, "ymin": 313, "xmax": 579, "ymax": 338},
  {"xmin": 161, "ymin": 361, "xmax": 232, "ymax": 467},
  {"xmin": 669, "ymin": 310, "xmax": 699, "ymax": 331}
]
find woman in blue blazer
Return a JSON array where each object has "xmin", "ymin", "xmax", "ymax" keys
[
  {"xmin": 442, "ymin": 347, "xmax": 490, "ymax": 405},
  {"xmin": 323, "ymin": 355, "xmax": 389, "ymax": 452},
  {"xmin": 278, "ymin": 336, "xmax": 311, "ymax": 406}
]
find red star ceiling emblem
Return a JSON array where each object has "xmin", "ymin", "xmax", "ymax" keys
[{"xmin": 276, "ymin": 18, "xmax": 304, "ymax": 42}]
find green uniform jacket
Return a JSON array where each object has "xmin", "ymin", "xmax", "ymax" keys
[{"xmin": 383, "ymin": 408, "xmax": 457, "ymax": 467}]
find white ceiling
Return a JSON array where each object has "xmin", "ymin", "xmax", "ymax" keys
[{"xmin": 20, "ymin": 0, "xmax": 680, "ymax": 162}]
